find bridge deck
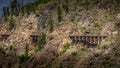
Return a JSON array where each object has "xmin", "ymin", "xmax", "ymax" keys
[{"xmin": 0, "ymin": 34, "xmax": 10, "ymax": 41}]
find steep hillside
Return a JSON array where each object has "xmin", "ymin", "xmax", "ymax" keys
[{"xmin": 0, "ymin": 0, "xmax": 120, "ymax": 68}]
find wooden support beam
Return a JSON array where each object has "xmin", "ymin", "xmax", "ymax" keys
[{"xmin": 30, "ymin": 35, "xmax": 39, "ymax": 43}]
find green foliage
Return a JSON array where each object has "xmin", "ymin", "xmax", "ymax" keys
[
  {"xmin": 6, "ymin": 6, "xmax": 10, "ymax": 16},
  {"xmin": 93, "ymin": 22, "xmax": 102, "ymax": 30},
  {"xmin": 71, "ymin": 51, "xmax": 77, "ymax": 56},
  {"xmin": 94, "ymin": 23, "xmax": 101, "ymax": 28},
  {"xmin": 25, "ymin": 3, "xmax": 36, "ymax": 15},
  {"xmin": 4, "ymin": 0, "xmax": 51, "ymax": 17},
  {"xmin": 80, "ymin": 48, "xmax": 87, "ymax": 51},
  {"xmin": 10, "ymin": 0, "xmax": 19, "ymax": 15},
  {"xmin": 62, "ymin": 0, "xmax": 69, "ymax": 14},
  {"xmin": 81, "ymin": 0, "xmax": 89, "ymax": 10},
  {"xmin": 19, "ymin": 43, "xmax": 29, "ymax": 64},
  {"xmin": 60, "ymin": 42, "xmax": 70, "ymax": 55},
  {"xmin": 115, "ymin": 22, "xmax": 120, "ymax": 30},
  {"xmin": 2, "ymin": 6, "xmax": 9, "ymax": 17},
  {"xmin": 57, "ymin": 5, "xmax": 62, "ymax": 22},
  {"xmin": 8, "ymin": 15, "xmax": 15, "ymax": 30},
  {"xmin": 48, "ymin": 15, "xmax": 54, "ymax": 32},
  {"xmin": 7, "ymin": 62, "xmax": 11, "ymax": 68},
  {"xmin": 9, "ymin": 45, "xmax": 15, "ymax": 51},
  {"xmin": 46, "ymin": 61, "xmax": 52, "ymax": 68},
  {"xmin": 18, "ymin": 54, "xmax": 28, "ymax": 64},
  {"xmin": 0, "ymin": 45, "xmax": 5, "ymax": 55},
  {"xmin": 36, "ymin": 32, "xmax": 46, "ymax": 52},
  {"xmin": 25, "ymin": 43, "xmax": 29, "ymax": 58},
  {"xmin": 59, "ymin": 63, "xmax": 63, "ymax": 68},
  {"xmin": 38, "ymin": 0, "xmax": 50, "ymax": 4},
  {"xmin": 2, "ymin": 7, "xmax": 6, "ymax": 17},
  {"xmin": 23, "ymin": 0, "xmax": 51, "ymax": 15}
]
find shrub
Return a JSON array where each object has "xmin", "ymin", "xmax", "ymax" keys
[
  {"xmin": 115, "ymin": 22, "xmax": 120, "ymax": 30},
  {"xmin": 0, "ymin": 45, "xmax": 5, "ymax": 55},
  {"xmin": 19, "ymin": 43, "xmax": 29, "ymax": 64},
  {"xmin": 81, "ymin": 0, "xmax": 89, "ymax": 10},
  {"xmin": 9, "ymin": 21, "xmax": 15, "ymax": 30},
  {"xmin": 93, "ymin": 22, "xmax": 102, "ymax": 30},
  {"xmin": 8, "ymin": 45, "xmax": 17, "ymax": 52},
  {"xmin": 71, "ymin": 51, "xmax": 77, "ymax": 56},
  {"xmin": 80, "ymin": 48, "xmax": 87, "ymax": 51},
  {"xmin": 46, "ymin": 61, "xmax": 52, "ymax": 68},
  {"xmin": 35, "ymin": 32, "xmax": 46, "ymax": 52},
  {"xmin": 18, "ymin": 54, "xmax": 27, "ymax": 64},
  {"xmin": 60, "ymin": 42, "xmax": 71, "ymax": 55},
  {"xmin": 59, "ymin": 63, "xmax": 63, "ymax": 68}
]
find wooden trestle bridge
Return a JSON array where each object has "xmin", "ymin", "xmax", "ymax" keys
[
  {"xmin": 0, "ymin": 34, "xmax": 39, "ymax": 43},
  {"xmin": 0, "ymin": 34, "xmax": 107, "ymax": 46},
  {"xmin": 69, "ymin": 36, "xmax": 107, "ymax": 46}
]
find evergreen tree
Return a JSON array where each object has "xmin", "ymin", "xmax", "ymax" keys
[
  {"xmin": 25, "ymin": 43, "xmax": 29, "ymax": 58},
  {"xmin": 85, "ymin": 0, "xmax": 89, "ymax": 10},
  {"xmin": 17, "ymin": 2, "xmax": 21, "ymax": 13},
  {"xmin": 21, "ymin": 0, "xmax": 24, "ymax": 15},
  {"xmin": 74, "ymin": 0, "xmax": 78, "ymax": 10},
  {"xmin": 35, "ymin": 0, "xmax": 38, "ymax": 8},
  {"xmin": 48, "ymin": 15, "xmax": 54, "ymax": 32},
  {"xmin": 2, "ymin": 7, "xmax": 6, "ymax": 17},
  {"xmin": 8, "ymin": 15, "xmax": 15, "ymax": 30},
  {"xmin": 63, "ymin": 0, "xmax": 69, "ymax": 14},
  {"xmin": 57, "ymin": 5, "xmax": 62, "ymax": 22},
  {"xmin": 14, "ymin": 0, "xmax": 18, "ymax": 11},
  {"xmin": 6, "ymin": 6, "xmax": 10, "ymax": 16},
  {"xmin": 2, "ymin": 6, "xmax": 9, "ymax": 17},
  {"xmin": 10, "ymin": 1, "xmax": 14, "ymax": 13}
]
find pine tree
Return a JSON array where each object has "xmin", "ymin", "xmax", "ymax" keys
[
  {"xmin": 35, "ymin": 0, "xmax": 38, "ymax": 8},
  {"xmin": 57, "ymin": 5, "xmax": 62, "ymax": 22},
  {"xmin": 85, "ymin": 0, "xmax": 89, "ymax": 10},
  {"xmin": 25, "ymin": 43, "xmax": 29, "ymax": 58},
  {"xmin": 17, "ymin": 2, "xmax": 21, "ymax": 13},
  {"xmin": 36, "ymin": 32, "xmax": 46, "ymax": 52},
  {"xmin": 48, "ymin": 15, "xmax": 54, "ymax": 32},
  {"xmin": 2, "ymin": 7, "xmax": 6, "ymax": 17},
  {"xmin": 74, "ymin": 0, "xmax": 78, "ymax": 10},
  {"xmin": 14, "ymin": 0, "xmax": 18, "ymax": 11},
  {"xmin": 10, "ymin": 1, "xmax": 14, "ymax": 13},
  {"xmin": 8, "ymin": 15, "xmax": 15, "ymax": 30},
  {"xmin": 21, "ymin": 0, "xmax": 24, "ymax": 15},
  {"xmin": 6, "ymin": 6, "xmax": 10, "ymax": 16},
  {"xmin": 2, "ymin": 6, "xmax": 10, "ymax": 17},
  {"xmin": 63, "ymin": 0, "xmax": 69, "ymax": 14}
]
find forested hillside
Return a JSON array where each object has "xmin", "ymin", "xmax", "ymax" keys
[{"xmin": 0, "ymin": 0, "xmax": 120, "ymax": 68}]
